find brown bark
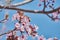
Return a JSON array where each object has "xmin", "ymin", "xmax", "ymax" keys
[{"xmin": 0, "ymin": 5, "xmax": 60, "ymax": 14}]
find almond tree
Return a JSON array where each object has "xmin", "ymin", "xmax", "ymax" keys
[{"xmin": 0, "ymin": 0, "xmax": 60, "ymax": 40}]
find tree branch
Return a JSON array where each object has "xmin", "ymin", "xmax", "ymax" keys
[
  {"xmin": 11, "ymin": 0, "xmax": 33, "ymax": 7},
  {"xmin": 0, "ymin": 5, "xmax": 60, "ymax": 14},
  {"xmin": 0, "ymin": 19, "xmax": 8, "ymax": 23},
  {"xmin": 0, "ymin": 29, "xmax": 15, "ymax": 36},
  {"xmin": 43, "ymin": 0, "xmax": 46, "ymax": 11}
]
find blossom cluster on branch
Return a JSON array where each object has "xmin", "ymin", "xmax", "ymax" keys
[
  {"xmin": 0, "ymin": 10, "xmax": 59, "ymax": 40},
  {"xmin": 0, "ymin": 0, "xmax": 60, "ymax": 40},
  {"xmin": 6, "ymin": 10, "xmax": 38, "ymax": 40}
]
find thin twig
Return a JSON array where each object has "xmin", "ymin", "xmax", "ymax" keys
[
  {"xmin": 0, "ymin": 29, "xmax": 15, "ymax": 36},
  {"xmin": 11, "ymin": 0, "xmax": 33, "ymax": 7}
]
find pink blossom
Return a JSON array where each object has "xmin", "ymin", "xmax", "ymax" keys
[
  {"xmin": 34, "ymin": 24, "xmax": 39, "ymax": 31},
  {"xmin": 12, "ymin": 14, "xmax": 17, "ymax": 21},
  {"xmin": 21, "ymin": 16, "xmax": 30, "ymax": 26},
  {"xmin": 18, "ymin": 35, "xmax": 27, "ymax": 40},
  {"xmin": 15, "ymin": 22, "xmax": 20, "ymax": 29},
  {"xmin": 23, "ymin": 16, "xmax": 30, "ymax": 23},
  {"xmin": 25, "ymin": 27, "xmax": 32, "ymax": 35},
  {"xmin": 12, "ymin": 13, "xmax": 20, "ymax": 21},
  {"xmin": 38, "ymin": 35, "xmax": 45, "ymax": 40},
  {"xmin": 20, "ymin": 25, "xmax": 25, "ymax": 32},
  {"xmin": 52, "ymin": 12, "xmax": 58, "ymax": 18},
  {"xmin": 13, "ymin": 31, "xmax": 16, "ymax": 35},
  {"xmin": 54, "ymin": 37, "xmax": 58, "ymax": 40},
  {"xmin": 31, "ymin": 32, "xmax": 38, "ymax": 38},
  {"xmin": 7, "ymin": 32, "xmax": 12, "ymax": 36},
  {"xmin": 16, "ymin": 13, "xmax": 20, "ymax": 21},
  {"xmin": 24, "ymin": 16, "xmax": 30, "ymax": 23}
]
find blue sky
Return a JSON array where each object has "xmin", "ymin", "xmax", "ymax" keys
[{"xmin": 0, "ymin": 0, "xmax": 60, "ymax": 40}]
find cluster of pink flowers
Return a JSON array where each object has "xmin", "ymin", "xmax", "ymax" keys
[
  {"xmin": 6, "ymin": 11, "xmax": 59, "ymax": 40},
  {"xmin": 7, "ymin": 32, "xmax": 59, "ymax": 40},
  {"xmin": 7, "ymin": 11, "xmax": 39, "ymax": 40}
]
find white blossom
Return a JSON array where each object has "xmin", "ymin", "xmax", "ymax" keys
[
  {"xmin": 20, "ymin": 25, "xmax": 25, "ymax": 32},
  {"xmin": 38, "ymin": 35, "xmax": 45, "ymax": 40},
  {"xmin": 12, "ymin": 13, "xmax": 20, "ymax": 21},
  {"xmin": 15, "ymin": 22, "xmax": 20, "ymax": 29},
  {"xmin": 47, "ymin": 38, "xmax": 53, "ymax": 40},
  {"xmin": 26, "ymin": 27, "xmax": 31, "ymax": 35},
  {"xmin": 34, "ymin": 24, "xmax": 39, "ymax": 31}
]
